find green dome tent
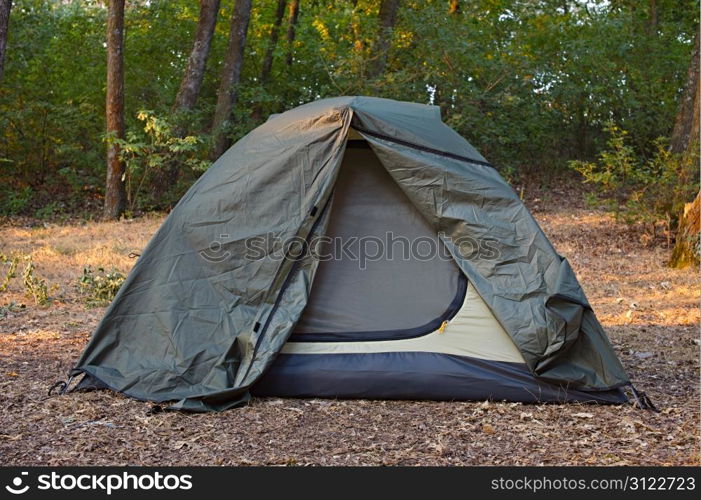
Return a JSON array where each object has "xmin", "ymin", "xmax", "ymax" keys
[{"xmin": 67, "ymin": 96, "xmax": 636, "ymax": 412}]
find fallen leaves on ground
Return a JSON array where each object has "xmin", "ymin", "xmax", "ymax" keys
[{"xmin": 0, "ymin": 186, "xmax": 698, "ymax": 466}]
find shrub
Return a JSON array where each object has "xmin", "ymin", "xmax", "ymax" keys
[
  {"xmin": 78, "ymin": 266, "xmax": 126, "ymax": 306},
  {"xmin": 570, "ymin": 123, "xmax": 699, "ymax": 237},
  {"xmin": 0, "ymin": 254, "xmax": 19, "ymax": 292},
  {"xmin": 22, "ymin": 259, "xmax": 50, "ymax": 306},
  {"xmin": 113, "ymin": 110, "xmax": 209, "ymax": 212},
  {"xmin": 1, "ymin": 254, "xmax": 54, "ymax": 305},
  {"xmin": 0, "ymin": 186, "xmax": 33, "ymax": 216}
]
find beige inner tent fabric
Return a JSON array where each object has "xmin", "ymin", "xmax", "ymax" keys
[{"xmin": 283, "ymin": 282, "xmax": 526, "ymax": 364}]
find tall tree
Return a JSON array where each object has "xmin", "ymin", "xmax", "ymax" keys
[
  {"xmin": 368, "ymin": 0, "xmax": 399, "ymax": 79},
  {"xmin": 173, "ymin": 0, "xmax": 221, "ymax": 114},
  {"xmin": 260, "ymin": 0, "xmax": 287, "ymax": 84},
  {"xmin": 252, "ymin": 0, "xmax": 287, "ymax": 121},
  {"xmin": 669, "ymin": 30, "xmax": 700, "ymax": 156},
  {"xmin": 162, "ymin": 0, "xmax": 220, "ymax": 192},
  {"xmin": 104, "ymin": 0, "xmax": 126, "ymax": 219},
  {"xmin": 0, "ymin": 0, "xmax": 12, "ymax": 81},
  {"xmin": 211, "ymin": 0, "xmax": 252, "ymax": 159},
  {"xmin": 669, "ymin": 29, "xmax": 700, "ymax": 268},
  {"xmin": 284, "ymin": 0, "xmax": 300, "ymax": 67}
]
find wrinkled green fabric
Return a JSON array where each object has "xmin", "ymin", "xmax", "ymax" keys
[{"xmin": 72, "ymin": 96, "xmax": 629, "ymax": 411}]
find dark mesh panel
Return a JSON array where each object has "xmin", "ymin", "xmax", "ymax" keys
[{"xmin": 292, "ymin": 143, "xmax": 464, "ymax": 341}]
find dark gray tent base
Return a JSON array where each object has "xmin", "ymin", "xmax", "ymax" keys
[{"xmin": 251, "ymin": 352, "xmax": 629, "ymax": 404}]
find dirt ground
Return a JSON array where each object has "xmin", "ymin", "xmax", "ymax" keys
[{"xmin": 0, "ymin": 186, "xmax": 698, "ymax": 466}]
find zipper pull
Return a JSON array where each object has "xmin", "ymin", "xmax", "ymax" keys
[{"xmin": 438, "ymin": 320, "xmax": 449, "ymax": 334}]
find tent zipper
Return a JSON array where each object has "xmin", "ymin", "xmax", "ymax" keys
[{"xmin": 247, "ymin": 197, "xmax": 333, "ymax": 368}]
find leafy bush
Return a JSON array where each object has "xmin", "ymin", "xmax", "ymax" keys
[
  {"xmin": 570, "ymin": 123, "xmax": 699, "ymax": 235},
  {"xmin": 1, "ymin": 254, "xmax": 53, "ymax": 306},
  {"xmin": 0, "ymin": 254, "xmax": 19, "ymax": 292},
  {"xmin": 22, "ymin": 259, "xmax": 50, "ymax": 306},
  {"xmin": 34, "ymin": 201, "xmax": 67, "ymax": 220},
  {"xmin": 113, "ymin": 110, "xmax": 209, "ymax": 212},
  {"xmin": 78, "ymin": 267, "xmax": 127, "ymax": 306},
  {"xmin": 0, "ymin": 187, "xmax": 33, "ymax": 215}
]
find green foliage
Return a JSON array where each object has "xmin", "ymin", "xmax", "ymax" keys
[
  {"xmin": 33, "ymin": 201, "xmax": 67, "ymax": 220},
  {"xmin": 571, "ymin": 123, "xmax": 700, "ymax": 230},
  {"xmin": 0, "ymin": 187, "xmax": 33, "ymax": 215},
  {"xmin": 0, "ymin": 0, "xmax": 698, "ymax": 215},
  {"xmin": 78, "ymin": 266, "xmax": 126, "ymax": 306},
  {"xmin": 0, "ymin": 301, "xmax": 25, "ymax": 319},
  {"xmin": 1, "ymin": 253, "xmax": 55, "ymax": 305},
  {"xmin": 114, "ymin": 110, "xmax": 210, "ymax": 211},
  {"xmin": 0, "ymin": 254, "xmax": 20, "ymax": 292},
  {"xmin": 22, "ymin": 259, "xmax": 50, "ymax": 306}
]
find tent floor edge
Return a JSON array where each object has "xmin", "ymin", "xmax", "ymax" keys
[{"xmin": 252, "ymin": 352, "xmax": 629, "ymax": 405}]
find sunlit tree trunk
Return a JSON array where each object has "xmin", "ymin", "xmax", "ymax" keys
[
  {"xmin": 174, "ymin": 0, "xmax": 221, "ymax": 114},
  {"xmin": 285, "ymin": 0, "xmax": 300, "ymax": 68},
  {"xmin": 161, "ymin": 0, "xmax": 221, "ymax": 192},
  {"xmin": 0, "ymin": 0, "xmax": 12, "ymax": 81},
  {"xmin": 260, "ymin": 0, "xmax": 286, "ymax": 84},
  {"xmin": 252, "ymin": 0, "xmax": 287, "ymax": 122},
  {"xmin": 669, "ymin": 30, "xmax": 700, "ymax": 268},
  {"xmin": 368, "ymin": 0, "xmax": 399, "ymax": 79},
  {"xmin": 670, "ymin": 30, "xmax": 699, "ymax": 156},
  {"xmin": 211, "ymin": 0, "xmax": 252, "ymax": 160},
  {"xmin": 104, "ymin": 0, "xmax": 126, "ymax": 220}
]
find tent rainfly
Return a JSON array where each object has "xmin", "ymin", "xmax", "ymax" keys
[{"xmin": 63, "ymin": 96, "xmax": 651, "ymax": 412}]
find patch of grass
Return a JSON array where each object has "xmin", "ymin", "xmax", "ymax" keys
[
  {"xmin": 78, "ymin": 266, "xmax": 126, "ymax": 306},
  {"xmin": 52, "ymin": 245, "xmax": 78, "ymax": 257},
  {"xmin": 0, "ymin": 301, "xmax": 25, "ymax": 318},
  {"xmin": 111, "ymin": 244, "xmax": 129, "ymax": 255}
]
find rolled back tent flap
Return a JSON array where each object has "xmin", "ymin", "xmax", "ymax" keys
[{"xmin": 70, "ymin": 96, "xmax": 630, "ymax": 412}]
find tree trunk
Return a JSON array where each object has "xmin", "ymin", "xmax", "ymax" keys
[
  {"xmin": 252, "ymin": 0, "xmax": 287, "ymax": 122},
  {"xmin": 646, "ymin": 0, "xmax": 658, "ymax": 36},
  {"xmin": 260, "ymin": 0, "xmax": 286, "ymax": 85},
  {"xmin": 104, "ymin": 0, "xmax": 126, "ymax": 220},
  {"xmin": 368, "ymin": 0, "xmax": 399, "ymax": 79},
  {"xmin": 0, "ymin": 0, "xmax": 12, "ymax": 81},
  {"xmin": 159, "ymin": 0, "xmax": 220, "ymax": 194},
  {"xmin": 210, "ymin": 0, "xmax": 252, "ymax": 160},
  {"xmin": 173, "ymin": 0, "xmax": 221, "ymax": 114},
  {"xmin": 670, "ymin": 191, "xmax": 700, "ymax": 268},
  {"xmin": 285, "ymin": 0, "xmax": 300, "ymax": 67},
  {"xmin": 670, "ymin": 29, "xmax": 700, "ymax": 156},
  {"xmin": 669, "ymin": 29, "xmax": 700, "ymax": 268}
]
